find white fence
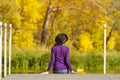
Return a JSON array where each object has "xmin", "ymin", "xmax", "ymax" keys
[{"xmin": 0, "ymin": 22, "xmax": 12, "ymax": 80}]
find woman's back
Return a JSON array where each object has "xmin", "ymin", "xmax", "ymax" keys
[{"xmin": 52, "ymin": 45, "xmax": 69, "ymax": 71}]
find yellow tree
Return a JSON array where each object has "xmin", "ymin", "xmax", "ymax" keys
[
  {"xmin": 48, "ymin": 0, "xmax": 116, "ymax": 52},
  {"xmin": 0, "ymin": 0, "xmax": 20, "ymax": 23},
  {"xmin": 1, "ymin": 0, "xmax": 118, "ymax": 52},
  {"xmin": 111, "ymin": 0, "xmax": 120, "ymax": 51},
  {"xmin": 12, "ymin": 0, "xmax": 42, "ymax": 49}
]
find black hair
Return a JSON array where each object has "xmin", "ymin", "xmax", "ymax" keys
[{"xmin": 54, "ymin": 33, "xmax": 68, "ymax": 46}]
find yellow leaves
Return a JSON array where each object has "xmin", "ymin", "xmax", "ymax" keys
[
  {"xmin": 11, "ymin": 0, "xmax": 43, "ymax": 49},
  {"xmin": 105, "ymin": 17, "xmax": 114, "ymax": 25},
  {"xmin": 14, "ymin": 0, "xmax": 20, "ymax": 6},
  {"xmin": 79, "ymin": 32, "xmax": 93, "ymax": 52},
  {"xmin": 95, "ymin": 20, "xmax": 106, "ymax": 30},
  {"xmin": 1, "ymin": 0, "xmax": 119, "ymax": 52},
  {"xmin": 76, "ymin": 68, "xmax": 85, "ymax": 74},
  {"xmin": 101, "ymin": 0, "xmax": 113, "ymax": 3},
  {"xmin": 91, "ymin": 29, "xmax": 103, "ymax": 52},
  {"xmin": 107, "ymin": 37, "xmax": 115, "ymax": 50},
  {"xmin": 70, "ymin": 19, "xmax": 77, "ymax": 25},
  {"xmin": 111, "ymin": 8, "xmax": 120, "ymax": 18},
  {"xmin": 13, "ymin": 31, "xmax": 36, "ymax": 49},
  {"xmin": 50, "ymin": 0, "xmax": 118, "ymax": 52},
  {"xmin": 23, "ymin": 0, "xmax": 42, "ymax": 23}
]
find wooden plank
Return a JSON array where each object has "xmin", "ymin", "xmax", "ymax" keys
[{"xmin": 2, "ymin": 74, "xmax": 120, "ymax": 80}]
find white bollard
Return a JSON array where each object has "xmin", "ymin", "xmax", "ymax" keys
[
  {"xmin": 4, "ymin": 23, "xmax": 7, "ymax": 77},
  {"xmin": 0, "ymin": 22, "xmax": 2, "ymax": 80},
  {"xmin": 104, "ymin": 24, "xmax": 106, "ymax": 74},
  {"xmin": 8, "ymin": 24, "xmax": 12, "ymax": 75}
]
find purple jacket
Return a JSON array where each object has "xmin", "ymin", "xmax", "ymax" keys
[{"xmin": 47, "ymin": 45, "xmax": 73, "ymax": 71}]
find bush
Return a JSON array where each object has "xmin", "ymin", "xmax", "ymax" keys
[{"xmin": 9, "ymin": 46, "xmax": 120, "ymax": 74}]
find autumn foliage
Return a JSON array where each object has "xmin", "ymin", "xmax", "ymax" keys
[{"xmin": 0, "ymin": 0, "xmax": 120, "ymax": 52}]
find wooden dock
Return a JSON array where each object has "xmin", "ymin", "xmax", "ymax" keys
[{"xmin": 2, "ymin": 74, "xmax": 120, "ymax": 80}]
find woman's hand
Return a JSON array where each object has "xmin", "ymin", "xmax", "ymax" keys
[
  {"xmin": 40, "ymin": 71, "xmax": 49, "ymax": 74},
  {"xmin": 71, "ymin": 70, "xmax": 77, "ymax": 74}
]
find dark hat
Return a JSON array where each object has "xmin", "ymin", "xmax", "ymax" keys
[{"xmin": 55, "ymin": 33, "xmax": 68, "ymax": 44}]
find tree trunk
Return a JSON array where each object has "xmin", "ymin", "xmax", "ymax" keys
[
  {"xmin": 106, "ymin": 24, "xmax": 115, "ymax": 45},
  {"xmin": 41, "ymin": 0, "xmax": 53, "ymax": 44},
  {"xmin": 51, "ymin": 6, "xmax": 60, "ymax": 34}
]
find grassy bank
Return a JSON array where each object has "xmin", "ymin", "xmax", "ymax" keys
[{"xmin": 3, "ymin": 47, "xmax": 120, "ymax": 74}]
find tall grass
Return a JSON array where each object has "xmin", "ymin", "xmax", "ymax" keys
[
  {"xmin": 10, "ymin": 46, "xmax": 51, "ymax": 73},
  {"xmin": 4, "ymin": 46, "xmax": 120, "ymax": 74},
  {"xmin": 70, "ymin": 51, "xmax": 104, "ymax": 73}
]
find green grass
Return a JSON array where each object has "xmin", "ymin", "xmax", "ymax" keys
[
  {"xmin": 12, "ymin": 69, "xmax": 41, "ymax": 74},
  {"xmin": 3, "ymin": 47, "xmax": 120, "ymax": 74}
]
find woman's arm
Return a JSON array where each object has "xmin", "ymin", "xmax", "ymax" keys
[
  {"xmin": 65, "ymin": 48, "xmax": 73, "ymax": 71},
  {"xmin": 47, "ymin": 47, "xmax": 55, "ymax": 72},
  {"xmin": 41, "ymin": 48, "xmax": 55, "ymax": 74},
  {"xmin": 65, "ymin": 48, "xmax": 76, "ymax": 74}
]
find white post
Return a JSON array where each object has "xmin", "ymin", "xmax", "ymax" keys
[
  {"xmin": 8, "ymin": 24, "xmax": 12, "ymax": 75},
  {"xmin": 104, "ymin": 24, "xmax": 106, "ymax": 74},
  {"xmin": 0, "ymin": 22, "xmax": 2, "ymax": 80},
  {"xmin": 4, "ymin": 23, "xmax": 7, "ymax": 77}
]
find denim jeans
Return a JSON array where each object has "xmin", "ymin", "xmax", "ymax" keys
[{"xmin": 53, "ymin": 69, "xmax": 69, "ymax": 74}]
